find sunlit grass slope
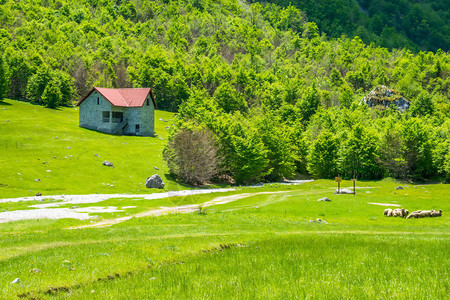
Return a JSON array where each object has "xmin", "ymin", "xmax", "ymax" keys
[{"xmin": 0, "ymin": 99, "xmax": 181, "ymax": 198}]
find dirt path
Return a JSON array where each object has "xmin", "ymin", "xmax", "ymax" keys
[{"xmin": 70, "ymin": 191, "xmax": 288, "ymax": 229}]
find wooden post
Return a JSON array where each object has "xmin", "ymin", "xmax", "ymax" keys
[
  {"xmin": 335, "ymin": 176, "xmax": 342, "ymax": 194},
  {"xmin": 351, "ymin": 178, "xmax": 357, "ymax": 196}
]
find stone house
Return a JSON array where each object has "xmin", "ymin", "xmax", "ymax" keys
[{"xmin": 76, "ymin": 87, "xmax": 157, "ymax": 136}]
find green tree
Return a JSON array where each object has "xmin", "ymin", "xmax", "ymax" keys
[
  {"xmin": 297, "ymin": 83, "xmax": 320, "ymax": 122},
  {"xmin": 410, "ymin": 91, "xmax": 435, "ymax": 117},
  {"xmin": 256, "ymin": 112, "xmax": 296, "ymax": 181},
  {"xmin": 214, "ymin": 82, "xmax": 247, "ymax": 113},
  {"xmin": 338, "ymin": 125, "xmax": 382, "ymax": 179},
  {"xmin": 27, "ymin": 66, "xmax": 51, "ymax": 104},
  {"xmin": 0, "ymin": 55, "xmax": 8, "ymax": 100},
  {"xmin": 41, "ymin": 79, "xmax": 62, "ymax": 109},
  {"xmin": 307, "ymin": 131, "xmax": 339, "ymax": 179}
]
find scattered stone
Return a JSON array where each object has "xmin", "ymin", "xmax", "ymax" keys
[
  {"xmin": 165, "ymin": 127, "xmax": 170, "ymax": 130},
  {"xmin": 404, "ymin": 185, "xmax": 409, "ymax": 188},
  {"xmin": 70, "ymin": 206, "xmax": 80, "ymax": 209},
  {"xmin": 34, "ymin": 179, "xmax": 41, "ymax": 182},
  {"xmin": 365, "ymin": 191, "xmax": 371, "ymax": 193},
  {"xmin": 17, "ymin": 173, "xmax": 21, "ymax": 175},
  {"xmin": 158, "ymin": 137, "xmax": 164, "ymax": 140},
  {"xmin": 55, "ymin": 137, "xmax": 59, "ymax": 139},
  {"xmin": 35, "ymin": 193, "xmax": 42, "ymax": 196},
  {"xmin": 334, "ymin": 188, "xmax": 354, "ymax": 194},
  {"xmin": 46, "ymin": 170, "xmax": 51, "ymax": 172},
  {"xmin": 149, "ymin": 277, "xmax": 157, "ymax": 280},
  {"xmin": 395, "ymin": 186, "xmax": 404, "ymax": 190},
  {"xmin": 145, "ymin": 174, "xmax": 165, "ymax": 189},
  {"xmin": 154, "ymin": 166, "xmax": 159, "ymax": 170},
  {"xmin": 159, "ymin": 118, "xmax": 163, "ymax": 121},
  {"xmin": 94, "ymin": 154, "xmax": 100, "ymax": 157},
  {"xmin": 68, "ymin": 155, "xmax": 73, "ymax": 158},
  {"xmin": 414, "ymin": 186, "xmax": 417, "ymax": 189},
  {"xmin": 309, "ymin": 218, "xmax": 328, "ymax": 224},
  {"xmin": 318, "ymin": 197, "xmax": 331, "ymax": 202},
  {"xmin": 53, "ymin": 156, "xmax": 56, "ymax": 159},
  {"xmin": 11, "ymin": 278, "xmax": 20, "ymax": 284},
  {"xmin": 66, "ymin": 146, "xmax": 72, "ymax": 149},
  {"xmin": 30, "ymin": 268, "xmax": 41, "ymax": 273},
  {"xmin": 5, "ymin": 120, "xmax": 9, "ymax": 122},
  {"xmin": 103, "ymin": 161, "xmax": 113, "ymax": 167}
]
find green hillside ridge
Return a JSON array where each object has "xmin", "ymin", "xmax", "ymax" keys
[
  {"xmin": 0, "ymin": 99, "xmax": 183, "ymax": 198},
  {"xmin": 0, "ymin": 0, "xmax": 449, "ymax": 184}
]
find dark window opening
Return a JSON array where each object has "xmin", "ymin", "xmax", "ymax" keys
[
  {"xmin": 112, "ymin": 112, "xmax": 124, "ymax": 123},
  {"xmin": 146, "ymin": 98, "xmax": 149, "ymax": 106},
  {"xmin": 97, "ymin": 97, "xmax": 100, "ymax": 105},
  {"xmin": 102, "ymin": 111, "xmax": 110, "ymax": 123}
]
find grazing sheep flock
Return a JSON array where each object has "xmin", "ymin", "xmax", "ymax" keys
[
  {"xmin": 383, "ymin": 208, "xmax": 409, "ymax": 218},
  {"xmin": 384, "ymin": 208, "xmax": 443, "ymax": 219}
]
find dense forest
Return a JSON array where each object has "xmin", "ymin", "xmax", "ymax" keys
[
  {"xmin": 0, "ymin": 0, "xmax": 449, "ymax": 183},
  {"xmin": 256, "ymin": 0, "xmax": 449, "ymax": 52}
]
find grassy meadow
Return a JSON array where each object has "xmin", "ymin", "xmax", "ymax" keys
[
  {"xmin": 0, "ymin": 99, "xmax": 181, "ymax": 199},
  {"xmin": 0, "ymin": 99, "xmax": 449, "ymax": 299},
  {"xmin": 0, "ymin": 180, "xmax": 449, "ymax": 299}
]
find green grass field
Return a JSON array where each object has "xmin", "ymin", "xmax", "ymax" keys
[
  {"xmin": 0, "ymin": 100, "xmax": 449, "ymax": 299},
  {"xmin": 0, "ymin": 99, "xmax": 183, "ymax": 199}
]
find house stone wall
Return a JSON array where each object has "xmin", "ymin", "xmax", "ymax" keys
[
  {"xmin": 139, "ymin": 96, "xmax": 155, "ymax": 136},
  {"xmin": 79, "ymin": 91, "xmax": 113, "ymax": 133}
]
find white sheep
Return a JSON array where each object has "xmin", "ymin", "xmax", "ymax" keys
[
  {"xmin": 384, "ymin": 209, "xmax": 392, "ymax": 216},
  {"xmin": 418, "ymin": 210, "xmax": 434, "ymax": 218},
  {"xmin": 430, "ymin": 209, "xmax": 443, "ymax": 217},
  {"xmin": 406, "ymin": 212, "xmax": 419, "ymax": 219},
  {"xmin": 392, "ymin": 208, "xmax": 405, "ymax": 217}
]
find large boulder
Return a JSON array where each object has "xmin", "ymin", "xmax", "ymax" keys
[
  {"xmin": 102, "ymin": 160, "xmax": 113, "ymax": 167},
  {"xmin": 318, "ymin": 197, "xmax": 332, "ymax": 202},
  {"xmin": 334, "ymin": 188, "xmax": 354, "ymax": 195},
  {"xmin": 146, "ymin": 174, "xmax": 165, "ymax": 189},
  {"xmin": 362, "ymin": 85, "xmax": 410, "ymax": 113}
]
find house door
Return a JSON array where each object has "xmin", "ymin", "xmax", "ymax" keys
[{"xmin": 135, "ymin": 124, "xmax": 140, "ymax": 134}]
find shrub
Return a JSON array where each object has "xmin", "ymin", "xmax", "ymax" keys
[{"xmin": 163, "ymin": 127, "xmax": 222, "ymax": 185}]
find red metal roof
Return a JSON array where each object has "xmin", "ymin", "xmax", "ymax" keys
[{"xmin": 76, "ymin": 87, "xmax": 157, "ymax": 108}]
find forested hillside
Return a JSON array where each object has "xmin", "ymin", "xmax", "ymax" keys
[
  {"xmin": 256, "ymin": 0, "xmax": 449, "ymax": 52},
  {"xmin": 0, "ymin": 0, "xmax": 449, "ymax": 183}
]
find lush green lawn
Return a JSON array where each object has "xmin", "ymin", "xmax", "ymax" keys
[
  {"xmin": 1, "ymin": 100, "xmax": 449, "ymax": 299},
  {"xmin": 0, "ymin": 180, "xmax": 448, "ymax": 299},
  {"xmin": 0, "ymin": 99, "xmax": 183, "ymax": 199}
]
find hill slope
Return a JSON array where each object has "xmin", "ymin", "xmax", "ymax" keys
[
  {"xmin": 255, "ymin": 0, "xmax": 449, "ymax": 51},
  {"xmin": 0, "ymin": 100, "xmax": 179, "ymax": 198}
]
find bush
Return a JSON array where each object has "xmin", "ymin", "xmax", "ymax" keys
[{"xmin": 163, "ymin": 127, "xmax": 222, "ymax": 185}]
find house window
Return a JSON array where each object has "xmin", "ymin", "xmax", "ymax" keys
[
  {"xmin": 146, "ymin": 98, "xmax": 149, "ymax": 106},
  {"xmin": 112, "ymin": 111, "xmax": 124, "ymax": 123},
  {"xmin": 135, "ymin": 124, "xmax": 140, "ymax": 134},
  {"xmin": 97, "ymin": 97, "xmax": 100, "ymax": 105},
  {"xmin": 102, "ymin": 111, "xmax": 110, "ymax": 123}
]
